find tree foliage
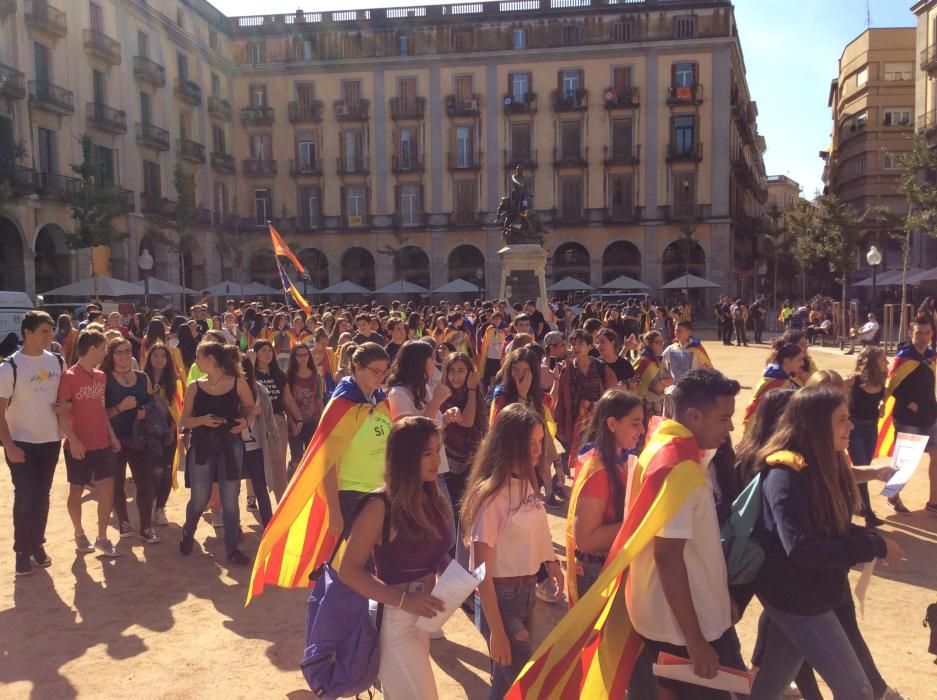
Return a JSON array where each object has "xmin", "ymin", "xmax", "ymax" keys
[{"xmin": 66, "ymin": 134, "xmax": 127, "ymax": 250}]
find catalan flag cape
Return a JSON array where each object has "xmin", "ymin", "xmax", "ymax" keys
[
  {"xmin": 276, "ymin": 258, "xmax": 312, "ymax": 316},
  {"xmin": 166, "ymin": 379, "xmax": 185, "ymax": 489},
  {"xmin": 875, "ymin": 344, "xmax": 936, "ymax": 458},
  {"xmin": 247, "ymin": 377, "xmax": 390, "ymax": 604},
  {"xmin": 489, "ymin": 384, "xmax": 557, "ymax": 439},
  {"xmin": 564, "ymin": 449, "xmax": 634, "ymax": 605},
  {"xmin": 269, "ymin": 221, "xmax": 306, "ymax": 275},
  {"xmin": 507, "ymin": 420, "xmax": 705, "ymax": 699},
  {"xmin": 632, "ymin": 350, "xmax": 660, "ymax": 399},
  {"xmin": 686, "ymin": 336, "xmax": 712, "ymax": 368},
  {"xmin": 476, "ymin": 325, "xmax": 503, "ymax": 372},
  {"xmin": 743, "ymin": 364, "xmax": 794, "ymax": 429}
]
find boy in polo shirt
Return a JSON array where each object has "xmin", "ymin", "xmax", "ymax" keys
[{"xmin": 57, "ymin": 329, "xmax": 122, "ymax": 557}]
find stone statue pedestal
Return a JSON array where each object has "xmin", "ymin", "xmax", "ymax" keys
[{"xmin": 499, "ymin": 244, "xmax": 548, "ymax": 312}]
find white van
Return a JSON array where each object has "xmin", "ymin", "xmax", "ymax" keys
[{"xmin": 0, "ymin": 291, "xmax": 35, "ymax": 340}]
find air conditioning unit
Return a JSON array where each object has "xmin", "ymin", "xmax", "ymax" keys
[
  {"xmin": 466, "ymin": 99, "xmax": 479, "ymax": 112},
  {"xmin": 336, "ymin": 104, "xmax": 349, "ymax": 117}
]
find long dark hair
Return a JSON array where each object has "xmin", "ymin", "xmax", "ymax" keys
[
  {"xmin": 385, "ymin": 416, "xmax": 449, "ymax": 541},
  {"xmin": 197, "ymin": 341, "xmax": 243, "ymax": 378},
  {"xmin": 144, "ymin": 318, "xmax": 166, "ymax": 347},
  {"xmin": 241, "ymin": 356, "xmax": 258, "ymax": 398},
  {"xmin": 100, "ymin": 337, "xmax": 133, "ymax": 375},
  {"xmin": 386, "ymin": 340, "xmax": 433, "ymax": 409},
  {"xmin": 441, "ymin": 352, "xmax": 488, "ymax": 441},
  {"xmin": 735, "ymin": 388, "xmax": 796, "ymax": 484},
  {"xmin": 755, "ymin": 385, "xmax": 858, "ymax": 536},
  {"xmin": 584, "ymin": 390, "xmax": 643, "ymax": 520},
  {"xmin": 252, "ymin": 339, "xmax": 287, "ymax": 384},
  {"xmin": 176, "ymin": 324, "xmax": 197, "ymax": 368},
  {"xmin": 142, "ymin": 344, "xmax": 179, "ymax": 396},
  {"xmin": 499, "ymin": 347, "xmax": 544, "ymax": 416},
  {"xmin": 287, "ymin": 343, "xmax": 316, "ymax": 388}
]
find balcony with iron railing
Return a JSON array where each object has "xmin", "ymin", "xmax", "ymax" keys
[
  {"xmin": 451, "ymin": 209, "xmax": 482, "ymax": 227},
  {"xmin": 666, "ymin": 142, "xmax": 703, "ymax": 163},
  {"xmin": 241, "ymin": 105, "xmax": 274, "ymax": 126},
  {"xmin": 29, "ymin": 80, "xmax": 74, "ymax": 114},
  {"xmin": 446, "ymin": 94, "xmax": 481, "ymax": 117},
  {"xmin": 118, "ymin": 188, "xmax": 135, "ymax": 213},
  {"xmin": 447, "ymin": 152, "xmax": 482, "ymax": 171},
  {"xmin": 390, "ymin": 96, "xmax": 426, "ymax": 120},
  {"xmin": 136, "ymin": 122, "xmax": 170, "ymax": 151},
  {"xmin": 555, "ymin": 205, "xmax": 586, "ymax": 225},
  {"xmin": 504, "ymin": 149, "xmax": 538, "ymax": 171},
  {"xmin": 242, "ymin": 159, "xmax": 277, "ymax": 177},
  {"xmin": 503, "ymin": 92, "xmax": 537, "ymax": 115},
  {"xmin": 552, "ymin": 89, "xmax": 588, "ymax": 112},
  {"xmin": 666, "ymin": 83, "xmax": 704, "ymax": 106},
  {"xmin": 1, "ymin": 166, "xmax": 39, "ymax": 194},
  {"xmin": 208, "ymin": 96, "xmax": 232, "ymax": 121},
  {"xmin": 342, "ymin": 213, "xmax": 371, "ymax": 230},
  {"xmin": 0, "ymin": 63, "xmax": 26, "ymax": 100},
  {"xmin": 87, "ymin": 102, "xmax": 127, "ymax": 134},
  {"xmin": 607, "ymin": 204, "xmax": 643, "ymax": 224},
  {"xmin": 922, "ymin": 43, "xmax": 937, "ymax": 73},
  {"xmin": 288, "ymin": 100, "xmax": 323, "ymax": 123},
  {"xmin": 133, "ymin": 56, "xmax": 165, "ymax": 88},
  {"xmin": 392, "ymin": 153, "xmax": 425, "ymax": 174},
  {"xmin": 25, "ymin": 1, "xmax": 67, "ymax": 38},
  {"xmin": 141, "ymin": 193, "xmax": 175, "ymax": 217},
  {"xmin": 337, "ymin": 155, "xmax": 370, "ymax": 175},
  {"xmin": 333, "ymin": 98, "xmax": 370, "ymax": 121},
  {"xmin": 177, "ymin": 138, "xmax": 206, "ymax": 164},
  {"xmin": 604, "ymin": 144, "xmax": 640, "ymax": 166},
  {"xmin": 917, "ymin": 110, "xmax": 937, "ymax": 137},
  {"xmin": 290, "ymin": 158, "xmax": 323, "ymax": 176},
  {"xmin": 83, "ymin": 28, "xmax": 121, "ymax": 65},
  {"xmin": 0, "ymin": 0, "xmax": 17, "ymax": 17},
  {"xmin": 34, "ymin": 171, "xmax": 80, "ymax": 199},
  {"xmin": 552, "ymin": 146, "xmax": 588, "ymax": 168},
  {"xmin": 210, "ymin": 152, "xmax": 236, "ymax": 174},
  {"xmin": 175, "ymin": 79, "xmax": 202, "ymax": 106},
  {"xmin": 660, "ymin": 203, "xmax": 711, "ymax": 222},
  {"xmin": 604, "ymin": 86, "xmax": 640, "ymax": 110},
  {"xmin": 393, "ymin": 211, "xmax": 427, "ymax": 229}
]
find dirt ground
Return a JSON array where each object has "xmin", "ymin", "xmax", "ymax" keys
[{"xmin": 1, "ymin": 340, "xmax": 935, "ymax": 699}]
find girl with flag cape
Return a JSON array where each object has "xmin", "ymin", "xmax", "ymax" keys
[
  {"xmin": 632, "ymin": 331, "xmax": 670, "ymax": 423},
  {"xmin": 309, "ymin": 327, "xmax": 337, "ymax": 401},
  {"xmin": 247, "ymin": 342, "xmax": 392, "ymax": 603},
  {"xmin": 142, "ymin": 344, "xmax": 184, "ymax": 526},
  {"xmin": 742, "ymin": 341, "xmax": 803, "ymax": 430}
]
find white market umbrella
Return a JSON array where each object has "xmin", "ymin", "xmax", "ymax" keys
[
  {"xmin": 433, "ymin": 278, "xmax": 481, "ymax": 294},
  {"xmin": 852, "ymin": 268, "xmax": 925, "ymax": 287},
  {"xmin": 139, "ymin": 277, "xmax": 199, "ymax": 295},
  {"xmin": 42, "ymin": 276, "xmax": 141, "ymax": 297},
  {"xmin": 374, "ymin": 279, "xmax": 430, "ymax": 295},
  {"xmin": 321, "ymin": 280, "xmax": 372, "ymax": 295},
  {"xmin": 242, "ymin": 281, "xmax": 283, "ymax": 295},
  {"xmin": 660, "ymin": 273, "xmax": 721, "ymax": 290},
  {"xmin": 201, "ymin": 280, "xmax": 248, "ymax": 297},
  {"xmin": 602, "ymin": 274, "xmax": 650, "ymax": 291},
  {"xmin": 548, "ymin": 276, "xmax": 595, "ymax": 292},
  {"xmin": 907, "ymin": 266, "xmax": 937, "ymax": 285}
]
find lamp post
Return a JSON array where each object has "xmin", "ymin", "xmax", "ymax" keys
[
  {"xmin": 866, "ymin": 244, "xmax": 882, "ymax": 316},
  {"xmin": 138, "ymin": 248, "xmax": 154, "ymax": 310},
  {"xmin": 475, "ymin": 266, "xmax": 485, "ymax": 300}
]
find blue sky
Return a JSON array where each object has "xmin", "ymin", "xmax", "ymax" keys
[{"xmin": 214, "ymin": 0, "xmax": 916, "ymax": 197}]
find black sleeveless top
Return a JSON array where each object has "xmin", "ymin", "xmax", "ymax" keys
[
  {"xmin": 105, "ymin": 370, "xmax": 149, "ymax": 439},
  {"xmin": 849, "ymin": 380, "xmax": 883, "ymax": 422},
  {"xmin": 189, "ymin": 380, "xmax": 242, "ymax": 480}
]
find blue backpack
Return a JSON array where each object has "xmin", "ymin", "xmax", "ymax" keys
[
  {"xmin": 720, "ymin": 473, "xmax": 765, "ymax": 586},
  {"xmin": 301, "ymin": 492, "xmax": 390, "ymax": 699}
]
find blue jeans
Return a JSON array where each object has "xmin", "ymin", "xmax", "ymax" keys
[
  {"xmin": 476, "ymin": 580, "xmax": 536, "ymax": 700},
  {"xmin": 849, "ymin": 418, "xmax": 878, "ymax": 515},
  {"xmin": 183, "ymin": 440, "xmax": 243, "ymax": 555},
  {"xmin": 750, "ymin": 604, "xmax": 874, "ymax": 700}
]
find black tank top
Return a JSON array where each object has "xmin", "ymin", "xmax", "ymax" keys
[
  {"xmin": 849, "ymin": 380, "xmax": 883, "ymax": 422},
  {"xmin": 192, "ymin": 380, "xmax": 241, "ymax": 421}
]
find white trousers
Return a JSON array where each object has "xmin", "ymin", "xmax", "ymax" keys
[{"xmin": 378, "ymin": 604, "xmax": 438, "ymax": 700}]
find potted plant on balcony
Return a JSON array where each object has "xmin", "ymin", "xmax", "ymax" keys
[
  {"xmin": 575, "ymin": 87, "xmax": 587, "ymax": 106},
  {"xmin": 524, "ymin": 91, "xmax": 537, "ymax": 107}
]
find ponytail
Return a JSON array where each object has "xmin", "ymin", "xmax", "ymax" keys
[{"xmin": 197, "ymin": 341, "xmax": 243, "ymax": 378}]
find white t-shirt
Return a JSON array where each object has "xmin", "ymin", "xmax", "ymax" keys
[
  {"xmin": 0, "ymin": 350, "xmax": 64, "ymax": 443},
  {"xmin": 386, "ymin": 385, "xmax": 449, "ymax": 475},
  {"xmin": 471, "ymin": 478, "xmax": 554, "ymax": 577},
  {"xmin": 625, "ymin": 466, "xmax": 731, "ymax": 645}
]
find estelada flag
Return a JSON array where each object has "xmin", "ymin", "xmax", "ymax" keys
[
  {"xmin": 506, "ymin": 420, "xmax": 705, "ymax": 699},
  {"xmin": 742, "ymin": 364, "xmax": 795, "ymax": 430},
  {"xmin": 875, "ymin": 345, "xmax": 936, "ymax": 458},
  {"xmin": 686, "ymin": 336, "xmax": 712, "ymax": 368},
  {"xmin": 632, "ymin": 350, "xmax": 661, "ymax": 400},
  {"xmin": 269, "ymin": 221, "xmax": 305, "ymax": 275},
  {"xmin": 247, "ymin": 377, "xmax": 390, "ymax": 604},
  {"xmin": 276, "ymin": 258, "xmax": 312, "ymax": 315}
]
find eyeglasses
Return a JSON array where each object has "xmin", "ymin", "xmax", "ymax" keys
[
  {"xmin": 114, "ymin": 348, "xmax": 133, "ymax": 356},
  {"xmin": 363, "ymin": 365, "xmax": 388, "ymax": 378}
]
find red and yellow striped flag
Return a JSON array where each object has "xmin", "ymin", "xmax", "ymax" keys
[
  {"xmin": 875, "ymin": 347, "xmax": 932, "ymax": 458},
  {"xmin": 247, "ymin": 387, "xmax": 390, "ymax": 604},
  {"xmin": 507, "ymin": 420, "xmax": 705, "ymax": 699},
  {"xmin": 269, "ymin": 221, "xmax": 305, "ymax": 275}
]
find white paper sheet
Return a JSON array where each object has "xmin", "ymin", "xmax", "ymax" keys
[
  {"xmin": 854, "ymin": 560, "xmax": 876, "ymax": 619},
  {"xmin": 880, "ymin": 432, "xmax": 928, "ymax": 498},
  {"xmin": 415, "ymin": 560, "xmax": 485, "ymax": 633},
  {"xmin": 652, "ymin": 655, "xmax": 753, "ymax": 694}
]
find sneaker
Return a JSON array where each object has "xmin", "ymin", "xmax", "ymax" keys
[
  {"xmin": 212, "ymin": 511, "xmax": 224, "ymax": 528},
  {"xmin": 865, "ymin": 513, "xmax": 885, "ymax": 528},
  {"xmin": 925, "ymin": 501, "xmax": 937, "ymax": 515},
  {"xmin": 545, "ymin": 494, "xmax": 560, "ymax": 508},
  {"xmin": 226, "ymin": 548, "xmax": 250, "ymax": 566},
  {"xmin": 153, "ymin": 507, "xmax": 169, "ymax": 527},
  {"xmin": 15, "ymin": 552, "xmax": 33, "ymax": 576},
  {"xmin": 31, "ymin": 546, "xmax": 52, "ymax": 568},
  {"xmin": 94, "ymin": 537, "xmax": 120, "ymax": 558},
  {"xmin": 246, "ymin": 496, "xmax": 258, "ymax": 511},
  {"xmin": 179, "ymin": 531, "xmax": 194, "ymax": 556},
  {"xmin": 887, "ymin": 495, "xmax": 911, "ymax": 514},
  {"xmin": 140, "ymin": 528, "xmax": 160, "ymax": 544},
  {"xmin": 75, "ymin": 533, "xmax": 95, "ymax": 554},
  {"xmin": 535, "ymin": 580, "xmax": 565, "ymax": 605},
  {"xmin": 118, "ymin": 521, "xmax": 134, "ymax": 538}
]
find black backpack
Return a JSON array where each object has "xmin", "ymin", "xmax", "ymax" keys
[{"xmin": 1, "ymin": 352, "xmax": 65, "ymax": 407}]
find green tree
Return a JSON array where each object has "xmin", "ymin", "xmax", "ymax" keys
[
  {"xmin": 144, "ymin": 163, "xmax": 198, "ymax": 291},
  {"xmin": 783, "ymin": 198, "xmax": 817, "ymax": 302},
  {"xmin": 0, "ymin": 140, "xmax": 27, "ymax": 217}
]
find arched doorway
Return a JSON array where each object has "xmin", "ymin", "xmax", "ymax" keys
[
  {"xmin": 138, "ymin": 235, "xmax": 171, "ymax": 281},
  {"xmin": 298, "ymin": 248, "xmax": 329, "ymax": 290},
  {"xmin": 448, "ymin": 244, "xmax": 485, "ymax": 290},
  {"xmin": 393, "ymin": 246, "xmax": 430, "ymax": 289},
  {"xmin": 248, "ymin": 250, "xmax": 280, "ymax": 289},
  {"xmin": 602, "ymin": 240, "xmax": 642, "ymax": 284},
  {"xmin": 661, "ymin": 238, "xmax": 705, "ymax": 284},
  {"xmin": 34, "ymin": 224, "xmax": 72, "ymax": 293},
  {"xmin": 552, "ymin": 242, "xmax": 590, "ymax": 284},
  {"xmin": 0, "ymin": 216, "xmax": 25, "ymax": 292},
  {"xmin": 341, "ymin": 247, "xmax": 375, "ymax": 290},
  {"xmin": 180, "ymin": 238, "xmax": 206, "ymax": 291}
]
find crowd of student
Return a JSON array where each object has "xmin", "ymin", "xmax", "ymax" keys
[{"xmin": 1, "ymin": 292, "xmax": 930, "ymax": 700}]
